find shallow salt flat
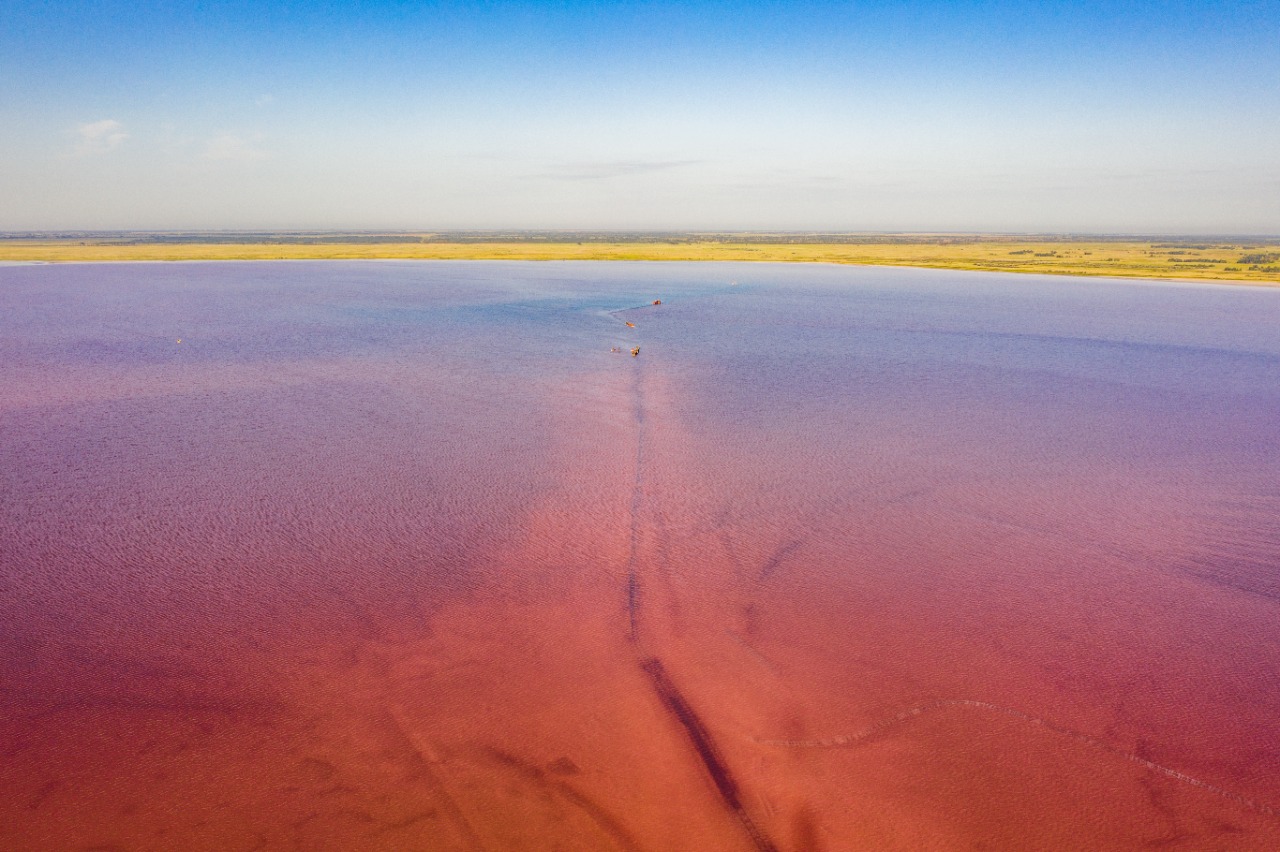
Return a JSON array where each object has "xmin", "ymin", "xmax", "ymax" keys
[{"xmin": 2, "ymin": 261, "xmax": 1279, "ymax": 850}]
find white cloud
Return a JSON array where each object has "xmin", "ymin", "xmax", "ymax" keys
[
  {"xmin": 74, "ymin": 119, "xmax": 128, "ymax": 155},
  {"xmin": 203, "ymin": 133, "xmax": 268, "ymax": 162}
]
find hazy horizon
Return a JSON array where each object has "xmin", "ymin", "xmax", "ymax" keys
[
  {"xmin": 4, "ymin": 1, "xmax": 1278, "ymax": 234},
  {"xmin": 6, "ymin": 229, "xmax": 1280, "ymax": 241}
]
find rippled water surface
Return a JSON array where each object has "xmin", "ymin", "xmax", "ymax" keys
[{"xmin": 3, "ymin": 261, "xmax": 1279, "ymax": 850}]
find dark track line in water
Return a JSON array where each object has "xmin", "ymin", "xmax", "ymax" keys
[
  {"xmin": 384, "ymin": 708, "xmax": 489, "ymax": 851},
  {"xmin": 725, "ymin": 629, "xmax": 779, "ymax": 674},
  {"xmin": 640, "ymin": 658, "xmax": 778, "ymax": 852},
  {"xmin": 757, "ymin": 699, "xmax": 1279, "ymax": 820},
  {"xmin": 626, "ymin": 352, "xmax": 645, "ymax": 644},
  {"xmin": 615, "ymin": 305, "xmax": 778, "ymax": 852},
  {"xmin": 481, "ymin": 748, "xmax": 643, "ymax": 852},
  {"xmin": 757, "ymin": 540, "xmax": 802, "ymax": 582}
]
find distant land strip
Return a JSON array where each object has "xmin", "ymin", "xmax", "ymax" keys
[{"xmin": 2, "ymin": 233, "xmax": 1279, "ymax": 284}]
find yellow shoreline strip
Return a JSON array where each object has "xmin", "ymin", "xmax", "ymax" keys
[{"xmin": 1, "ymin": 240, "xmax": 1277, "ymax": 285}]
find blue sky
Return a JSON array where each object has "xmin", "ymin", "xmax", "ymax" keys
[{"xmin": 2, "ymin": 1, "xmax": 1278, "ymax": 232}]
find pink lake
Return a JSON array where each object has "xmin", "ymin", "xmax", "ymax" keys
[{"xmin": 2, "ymin": 261, "xmax": 1279, "ymax": 850}]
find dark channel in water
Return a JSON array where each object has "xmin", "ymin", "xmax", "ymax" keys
[{"xmin": 2, "ymin": 261, "xmax": 1279, "ymax": 850}]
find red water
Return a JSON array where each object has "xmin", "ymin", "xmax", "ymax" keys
[{"xmin": 2, "ymin": 261, "xmax": 1279, "ymax": 850}]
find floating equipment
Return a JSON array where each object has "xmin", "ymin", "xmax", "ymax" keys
[
  {"xmin": 631, "ymin": 346, "xmax": 640, "ymax": 357},
  {"xmin": 625, "ymin": 321, "xmax": 635, "ymax": 328},
  {"xmin": 176, "ymin": 338, "xmax": 182, "ymax": 343},
  {"xmin": 652, "ymin": 299, "xmax": 662, "ymax": 305}
]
